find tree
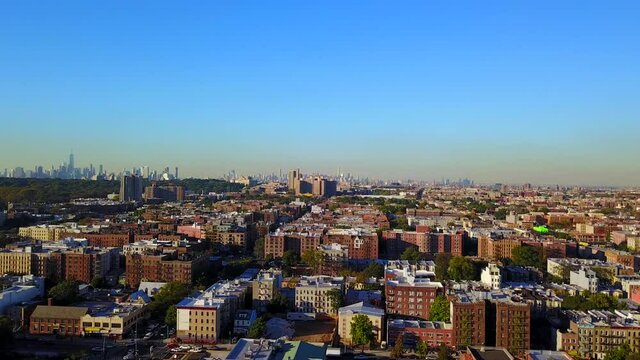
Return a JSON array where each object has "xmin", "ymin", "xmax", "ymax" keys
[
  {"xmin": 401, "ymin": 247, "xmax": 423, "ymax": 261},
  {"xmin": 302, "ymin": 249, "xmax": 324, "ymax": 273},
  {"xmin": 604, "ymin": 344, "xmax": 631, "ymax": 360},
  {"xmin": 437, "ymin": 343, "xmax": 451, "ymax": 360},
  {"xmin": 48, "ymin": 280, "xmax": 79, "ymax": 306},
  {"xmin": 282, "ymin": 250, "xmax": 300, "ymax": 268},
  {"xmin": 327, "ymin": 288, "xmax": 344, "ymax": 312},
  {"xmin": 148, "ymin": 282, "xmax": 191, "ymax": 322},
  {"xmin": 247, "ymin": 316, "xmax": 267, "ymax": 338},
  {"xmin": 391, "ymin": 334, "xmax": 405, "ymax": 359},
  {"xmin": 350, "ymin": 314, "xmax": 375, "ymax": 351},
  {"xmin": 494, "ymin": 209, "xmax": 508, "ymax": 220},
  {"xmin": 266, "ymin": 290, "xmax": 290, "ymax": 314},
  {"xmin": 90, "ymin": 276, "xmax": 105, "ymax": 289},
  {"xmin": 435, "ymin": 254, "xmax": 451, "ymax": 281},
  {"xmin": 254, "ymin": 236, "xmax": 265, "ymax": 259},
  {"xmin": 416, "ymin": 340, "xmax": 429, "ymax": 358},
  {"xmin": 511, "ymin": 245, "xmax": 545, "ymax": 270},
  {"xmin": 165, "ymin": 305, "xmax": 177, "ymax": 327},
  {"xmin": 429, "ymin": 295, "xmax": 451, "ymax": 322},
  {"xmin": 447, "ymin": 256, "xmax": 476, "ymax": 281},
  {"xmin": 362, "ymin": 262, "xmax": 384, "ymax": 279}
]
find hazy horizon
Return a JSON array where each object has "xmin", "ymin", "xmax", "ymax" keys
[{"xmin": 1, "ymin": 1, "xmax": 639, "ymax": 186}]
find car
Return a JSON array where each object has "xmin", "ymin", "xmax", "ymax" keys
[
  {"xmin": 166, "ymin": 343, "xmax": 179, "ymax": 349},
  {"xmin": 143, "ymin": 332, "xmax": 154, "ymax": 340},
  {"xmin": 189, "ymin": 347, "xmax": 205, "ymax": 353},
  {"xmin": 123, "ymin": 354, "xmax": 135, "ymax": 360},
  {"xmin": 91, "ymin": 346, "xmax": 104, "ymax": 352}
]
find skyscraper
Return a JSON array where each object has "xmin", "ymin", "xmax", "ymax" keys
[
  {"xmin": 119, "ymin": 175, "xmax": 143, "ymax": 202},
  {"xmin": 68, "ymin": 152, "xmax": 74, "ymax": 171},
  {"xmin": 288, "ymin": 169, "xmax": 300, "ymax": 191},
  {"xmin": 175, "ymin": 167, "xmax": 179, "ymax": 180}
]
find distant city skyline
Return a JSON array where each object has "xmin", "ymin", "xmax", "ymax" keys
[{"xmin": 1, "ymin": 2, "xmax": 639, "ymax": 186}]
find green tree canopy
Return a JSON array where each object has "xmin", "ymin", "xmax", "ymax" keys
[
  {"xmin": 165, "ymin": 304, "xmax": 177, "ymax": 327},
  {"xmin": 90, "ymin": 276, "xmax": 105, "ymax": 289},
  {"xmin": 247, "ymin": 316, "xmax": 267, "ymax": 338},
  {"xmin": 447, "ymin": 256, "xmax": 476, "ymax": 281},
  {"xmin": 400, "ymin": 247, "xmax": 424, "ymax": 261},
  {"xmin": 604, "ymin": 344, "xmax": 631, "ymax": 360},
  {"xmin": 435, "ymin": 254, "xmax": 451, "ymax": 282},
  {"xmin": 561, "ymin": 292, "xmax": 627, "ymax": 311},
  {"xmin": 511, "ymin": 245, "xmax": 545, "ymax": 270},
  {"xmin": 148, "ymin": 282, "xmax": 191, "ymax": 322},
  {"xmin": 391, "ymin": 334, "xmax": 405, "ymax": 359},
  {"xmin": 437, "ymin": 343, "xmax": 451, "ymax": 360},
  {"xmin": 416, "ymin": 340, "xmax": 429, "ymax": 358},
  {"xmin": 48, "ymin": 280, "xmax": 79, "ymax": 306},
  {"xmin": 301, "ymin": 249, "xmax": 325, "ymax": 273},
  {"xmin": 350, "ymin": 314, "xmax": 375, "ymax": 350},
  {"xmin": 327, "ymin": 288, "xmax": 344, "ymax": 312},
  {"xmin": 282, "ymin": 250, "xmax": 300, "ymax": 268},
  {"xmin": 429, "ymin": 295, "xmax": 451, "ymax": 322}
]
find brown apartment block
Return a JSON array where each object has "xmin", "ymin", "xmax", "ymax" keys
[
  {"xmin": 385, "ymin": 265, "xmax": 444, "ymax": 319},
  {"xmin": 494, "ymin": 301, "xmax": 531, "ymax": 354},
  {"xmin": 264, "ymin": 233, "xmax": 322, "ymax": 258},
  {"xmin": 451, "ymin": 299, "xmax": 488, "ymax": 347},
  {"xmin": 324, "ymin": 230, "xmax": 379, "ymax": 259},
  {"xmin": 125, "ymin": 252, "xmax": 209, "ymax": 288},
  {"xmin": 382, "ymin": 230, "xmax": 465, "ymax": 259},
  {"xmin": 451, "ymin": 295, "xmax": 531, "ymax": 354},
  {"xmin": 82, "ymin": 233, "xmax": 133, "ymax": 248},
  {"xmin": 30, "ymin": 305, "xmax": 88, "ymax": 336},
  {"xmin": 477, "ymin": 237, "xmax": 523, "ymax": 260}
]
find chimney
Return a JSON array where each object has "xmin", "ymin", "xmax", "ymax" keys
[{"xmin": 47, "ymin": 297, "xmax": 53, "ymax": 306}]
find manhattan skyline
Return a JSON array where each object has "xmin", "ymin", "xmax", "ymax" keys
[{"xmin": 1, "ymin": 1, "xmax": 639, "ymax": 186}]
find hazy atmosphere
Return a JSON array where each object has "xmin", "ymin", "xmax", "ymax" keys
[{"xmin": 1, "ymin": 1, "xmax": 639, "ymax": 185}]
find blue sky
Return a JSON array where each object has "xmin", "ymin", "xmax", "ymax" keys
[{"xmin": 1, "ymin": 1, "xmax": 639, "ymax": 185}]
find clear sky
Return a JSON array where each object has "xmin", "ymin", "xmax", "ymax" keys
[{"xmin": 1, "ymin": 1, "xmax": 639, "ymax": 186}]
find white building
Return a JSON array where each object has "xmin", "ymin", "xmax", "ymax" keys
[
  {"xmin": 480, "ymin": 263, "xmax": 503, "ymax": 290},
  {"xmin": 0, "ymin": 275, "xmax": 45, "ymax": 314},
  {"xmin": 570, "ymin": 268, "xmax": 598, "ymax": 292}
]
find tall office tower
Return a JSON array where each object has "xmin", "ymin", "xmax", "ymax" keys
[
  {"xmin": 175, "ymin": 167, "xmax": 179, "ymax": 180},
  {"xmin": 68, "ymin": 152, "xmax": 74, "ymax": 172},
  {"xmin": 98, "ymin": 164, "xmax": 103, "ymax": 176},
  {"xmin": 143, "ymin": 166, "xmax": 150, "ymax": 179},
  {"xmin": 119, "ymin": 175, "xmax": 143, "ymax": 202},
  {"xmin": 288, "ymin": 169, "xmax": 300, "ymax": 191}
]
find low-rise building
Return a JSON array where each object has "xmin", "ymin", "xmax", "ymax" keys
[
  {"xmin": 30, "ymin": 305, "xmax": 88, "ymax": 336},
  {"xmin": 338, "ymin": 302, "xmax": 384, "ymax": 346},
  {"xmin": 387, "ymin": 319, "xmax": 454, "ymax": 349}
]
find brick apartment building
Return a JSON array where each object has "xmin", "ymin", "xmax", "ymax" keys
[
  {"xmin": 382, "ymin": 230, "xmax": 465, "ymax": 259},
  {"xmin": 384, "ymin": 262, "xmax": 444, "ymax": 319},
  {"xmin": 477, "ymin": 237, "xmax": 523, "ymax": 260},
  {"xmin": 324, "ymin": 228, "xmax": 379, "ymax": 259},
  {"xmin": 264, "ymin": 232, "xmax": 322, "ymax": 258},
  {"xmin": 125, "ymin": 252, "xmax": 210, "ymax": 288},
  {"xmin": 451, "ymin": 291, "xmax": 531, "ymax": 354}
]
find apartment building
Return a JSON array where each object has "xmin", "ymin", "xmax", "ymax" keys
[
  {"xmin": 387, "ymin": 319, "xmax": 454, "ymax": 349},
  {"xmin": 382, "ymin": 229, "xmax": 465, "ymax": 258},
  {"xmin": 384, "ymin": 261, "xmax": 443, "ymax": 319},
  {"xmin": 252, "ymin": 268, "xmax": 283, "ymax": 313},
  {"xmin": 338, "ymin": 302, "xmax": 384, "ymax": 346},
  {"xmin": 125, "ymin": 251, "xmax": 210, "ymax": 288},
  {"xmin": 324, "ymin": 228, "xmax": 379, "ymax": 259},
  {"xmin": 294, "ymin": 276, "xmax": 344, "ymax": 315}
]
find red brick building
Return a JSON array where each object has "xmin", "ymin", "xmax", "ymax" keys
[
  {"xmin": 385, "ymin": 263, "xmax": 443, "ymax": 319},
  {"xmin": 30, "ymin": 305, "xmax": 88, "ymax": 336},
  {"xmin": 387, "ymin": 319, "xmax": 454, "ymax": 349},
  {"xmin": 382, "ymin": 230, "xmax": 465, "ymax": 258}
]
